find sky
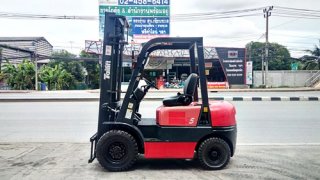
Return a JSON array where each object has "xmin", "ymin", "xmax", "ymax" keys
[{"xmin": 0, "ymin": 0, "xmax": 319, "ymax": 58}]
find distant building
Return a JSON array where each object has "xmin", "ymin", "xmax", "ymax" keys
[{"xmin": 0, "ymin": 37, "xmax": 53, "ymax": 64}]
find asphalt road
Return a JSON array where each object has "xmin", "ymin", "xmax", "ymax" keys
[
  {"xmin": 0, "ymin": 101, "xmax": 319, "ymax": 144},
  {"xmin": 1, "ymin": 100, "xmax": 320, "ymax": 179}
]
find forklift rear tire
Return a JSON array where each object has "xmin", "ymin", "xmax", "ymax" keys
[
  {"xmin": 96, "ymin": 130, "xmax": 138, "ymax": 171},
  {"xmin": 197, "ymin": 137, "xmax": 231, "ymax": 170}
]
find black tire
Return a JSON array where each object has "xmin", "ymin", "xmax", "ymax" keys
[
  {"xmin": 197, "ymin": 137, "xmax": 231, "ymax": 170},
  {"xmin": 96, "ymin": 130, "xmax": 138, "ymax": 171}
]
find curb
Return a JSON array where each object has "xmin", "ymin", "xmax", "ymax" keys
[
  {"xmin": 0, "ymin": 96, "xmax": 318, "ymax": 102},
  {"xmin": 211, "ymin": 96, "xmax": 319, "ymax": 101},
  {"xmin": 3, "ymin": 88, "xmax": 318, "ymax": 94}
]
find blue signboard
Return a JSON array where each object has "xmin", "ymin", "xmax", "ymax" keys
[
  {"xmin": 131, "ymin": 17, "xmax": 169, "ymax": 35},
  {"xmin": 118, "ymin": 0, "xmax": 169, "ymax": 5},
  {"xmin": 99, "ymin": 0, "xmax": 170, "ymax": 40}
]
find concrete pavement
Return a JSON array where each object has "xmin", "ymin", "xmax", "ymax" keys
[{"xmin": 1, "ymin": 143, "xmax": 319, "ymax": 180}]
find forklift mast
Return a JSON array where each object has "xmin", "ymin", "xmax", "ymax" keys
[{"xmin": 97, "ymin": 12, "xmax": 128, "ymax": 140}]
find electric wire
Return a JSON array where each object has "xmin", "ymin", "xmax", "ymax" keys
[{"xmin": 1, "ymin": 5, "xmax": 319, "ymax": 56}]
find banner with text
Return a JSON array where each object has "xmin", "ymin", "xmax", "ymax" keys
[
  {"xmin": 246, "ymin": 61, "xmax": 253, "ymax": 85},
  {"xmin": 99, "ymin": 0, "xmax": 170, "ymax": 42}
]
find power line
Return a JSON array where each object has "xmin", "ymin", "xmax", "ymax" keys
[
  {"xmin": 272, "ymin": 14, "xmax": 320, "ymax": 19},
  {"xmin": 275, "ymin": 6, "xmax": 320, "ymax": 13},
  {"xmin": 272, "ymin": 6, "xmax": 320, "ymax": 19},
  {"xmin": 171, "ymin": 13, "xmax": 261, "ymax": 21},
  {"xmin": 270, "ymin": 18, "xmax": 299, "ymax": 29},
  {"xmin": 271, "ymin": 33, "xmax": 319, "ymax": 39},
  {"xmin": 0, "ymin": 12, "xmax": 97, "ymax": 20},
  {"xmin": 173, "ymin": 7, "xmax": 264, "ymax": 17},
  {"xmin": 1, "ymin": 6, "xmax": 320, "ymax": 21},
  {"xmin": 2, "ymin": 55, "xmax": 99, "ymax": 61},
  {"xmin": 0, "ymin": 7, "xmax": 264, "ymax": 21}
]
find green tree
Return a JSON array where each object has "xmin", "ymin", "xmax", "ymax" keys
[
  {"xmin": 2, "ymin": 60, "xmax": 35, "ymax": 90},
  {"xmin": 80, "ymin": 50, "xmax": 100, "ymax": 89},
  {"xmin": 246, "ymin": 42, "xmax": 292, "ymax": 70},
  {"xmin": 49, "ymin": 50, "xmax": 85, "ymax": 81},
  {"xmin": 49, "ymin": 50, "xmax": 85, "ymax": 89},
  {"xmin": 39, "ymin": 64, "xmax": 74, "ymax": 90},
  {"xmin": 0, "ymin": 72, "xmax": 4, "ymax": 82},
  {"xmin": 302, "ymin": 43, "xmax": 320, "ymax": 70}
]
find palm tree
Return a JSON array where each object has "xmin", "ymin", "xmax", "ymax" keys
[
  {"xmin": 2, "ymin": 60, "xmax": 35, "ymax": 90},
  {"xmin": 39, "ymin": 64, "xmax": 74, "ymax": 90},
  {"xmin": 56, "ymin": 68, "xmax": 74, "ymax": 90},
  {"xmin": 39, "ymin": 65, "xmax": 56, "ymax": 90},
  {"xmin": 0, "ymin": 71, "xmax": 5, "ymax": 86},
  {"xmin": 16, "ymin": 60, "xmax": 35, "ymax": 90},
  {"xmin": 2, "ymin": 62, "xmax": 16, "ymax": 88},
  {"xmin": 303, "ymin": 41, "xmax": 320, "ymax": 70}
]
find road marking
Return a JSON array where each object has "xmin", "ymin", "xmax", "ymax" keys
[{"xmin": 238, "ymin": 143, "xmax": 320, "ymax": 146}]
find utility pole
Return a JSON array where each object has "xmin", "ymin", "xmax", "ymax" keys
[
  {"xmin": 318, "ymin": 39, "xmax": 320, "ymax": 70},
  {"xmin": 264, "ymin": 6, "xmax": 273, "ymax": 87},
  {"xmin": 34, "ymin": 45, "xmax": 38, "ymax": 91},
  {"xmin": 261, "ymin": 54, "xmax": 265, "ymax": 86},
  {"xmin": 0, "ymin": 48, "xmax": 2, "ymax": 72},
  {"xmin": 249, "ymin": 42, "xmax": 252, "ymax": 62}
]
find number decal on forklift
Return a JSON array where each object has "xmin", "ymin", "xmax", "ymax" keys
[{"xmin": 189, "ymin": 118, "xmax": 195, "ymax": 125}]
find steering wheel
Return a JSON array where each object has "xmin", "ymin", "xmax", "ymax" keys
[{"xmin": 143, "ymin": 77, "xmax": 159, "ymax": 90}]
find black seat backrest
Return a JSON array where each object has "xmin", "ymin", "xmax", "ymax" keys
[
  {"xmin": 183, "ymin": 73, "xmax": 198, "ymax": 96},
  {"xmin": 162, "ymin": 73, "xmax": 198, "ymax": 106}
]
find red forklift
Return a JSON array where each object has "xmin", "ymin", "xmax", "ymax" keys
[{"xmin": 89, "ymin": 12, "xmax": 237, "ymax": 171}]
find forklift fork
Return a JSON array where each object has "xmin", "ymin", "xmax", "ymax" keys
[{"xmin": 88, "ymin": 133, "xmax": 97, "ymax": 163}]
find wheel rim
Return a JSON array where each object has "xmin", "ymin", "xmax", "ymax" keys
[
  {"xmin": 208, "ymin": 148, "xmax": 221, "ymax": 162},
  {"xmin": 206, "ymin": 147, "xmax": 225, "ymax": 166},
  {"xmin": 107, "ymin": 142, "xmax": 127, "ymax": 161}
]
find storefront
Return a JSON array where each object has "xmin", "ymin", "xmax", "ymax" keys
[{"xmin": 121, "ymin": 47, "xmax": 246, "ymax": 89}]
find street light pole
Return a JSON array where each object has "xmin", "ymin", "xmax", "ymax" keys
[{"xmin": 264, "ymin": 6, "xmax": 273, "ymax": 88}]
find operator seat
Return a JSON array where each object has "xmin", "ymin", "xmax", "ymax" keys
[{"xmin": 163, "ymin": 73, "xmax": 198, "ymax": 106}]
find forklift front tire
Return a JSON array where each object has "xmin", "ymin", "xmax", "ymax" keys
[
  {"xmin": 96, "ymin": 130, "xmax": 138, "ymax": 171},
  {"xmin": 197, "ymin": 137, "xmax": 231, "ymax": 170}
]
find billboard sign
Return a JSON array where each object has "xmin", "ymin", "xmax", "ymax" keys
[
  {"xmin": 118, "ymin": 0, "xmax": 169, "ymax": 6},
  {"xmin": 99, "ymin": 6, "xmax": 169, "ymax": 17},
  {"xmin": 99, "ymin": 0, "xmax": 170, "ymax": 42},
  {"xmin": 131, "ymin": 17, "xmax": 169, "ymax": 35},
  {"xmin": 216, "ymin": 48, "xmax": 246, "ymax": 85}
]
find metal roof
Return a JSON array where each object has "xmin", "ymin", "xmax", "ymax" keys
[{"xmin": 0, "ymin": 37, "xmax": 53, "ymax": 47}]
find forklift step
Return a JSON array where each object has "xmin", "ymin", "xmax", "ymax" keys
[{"xmin": 138, "ymin": 118, "xmax": 157, "ymax": 126}]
